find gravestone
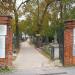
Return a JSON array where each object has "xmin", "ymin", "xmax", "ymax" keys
[
  {"xmin": 54, "ymin": 31, "xmax": 58, "ymax": 44},
  {"xmin": 0, "ymin": 16, "xmax": 12, "ymax": 67},
  {"xmin": 51, "ymin": 31, "xmax": 59, "ymax": 59},
  {"xmin": 53, "ymin": 31, "xmax": 59, "ymax": 59}
]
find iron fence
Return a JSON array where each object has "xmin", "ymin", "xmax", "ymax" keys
[{"xmin": 57, "ymin": 27, "xmax": 64, "ymax": 65}]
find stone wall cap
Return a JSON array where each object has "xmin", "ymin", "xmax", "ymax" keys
[
  {"xmin": 50, "ymin": 43, "xmax": 59, "ymax": 47},
  {"xmin": 64, "ymin": 19, "xmax": 75, "ymax": 23},
  {"xmin": 0, "ymin": 16, "xmax": 12, "ymax": 19}
]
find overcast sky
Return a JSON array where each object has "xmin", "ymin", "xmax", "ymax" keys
[
  {"xmin": 16, "ymin": 0, "xmax": 22, "ymax": 7},
  {"xmin": 17, "ymin": 0, "xmax": 26, "ymax": 7}
]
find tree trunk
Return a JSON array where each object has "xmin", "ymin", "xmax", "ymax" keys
[{"xmin": 14, "ymin": 10, "xmax": 20, "ymax": 50}]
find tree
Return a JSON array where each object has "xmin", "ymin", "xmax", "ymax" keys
[
  {"xmin": 0, "ymin": 0, "xmax": 30, "ymax": 50},
  {"xmin": 13, "ymin": 0, "xmax": 30, "ymax": 49}
]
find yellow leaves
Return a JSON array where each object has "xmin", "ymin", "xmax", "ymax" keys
[
  {"xmin": 45, "ymin": 0, "xmax": 54, "ymax": 4},
  {"xmin": 11, "ymin": 19, "xmax": 16, "ymax": 32}
]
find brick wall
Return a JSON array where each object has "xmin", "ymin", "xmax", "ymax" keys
[
  {"xmin": 64, "ymin": 20, "xmax": 75, "ymax": 65},
  {"xmin": 0, "ymin": 16, "xmax": 12, "ymax": 67}
]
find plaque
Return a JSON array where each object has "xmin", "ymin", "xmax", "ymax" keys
[
  {"xmin": 0, "ymin": 25, "xmax": 7, "ymax": 35},
  {"xmin": 0, "ymin": 36, "xmax": 5, "ymax": 58},
  {"xmin": 73, "ymin": 28, "xmax": 75, "ymax": 56}
]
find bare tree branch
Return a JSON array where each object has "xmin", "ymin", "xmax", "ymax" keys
[
  {"xmin": 17, "ymin": 0, "xmax": 30, "ymax": 11},
  {"xmin": 40, "ymin": 1, "xmax": 53, "ymax": 24}
]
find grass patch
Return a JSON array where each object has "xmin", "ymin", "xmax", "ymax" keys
[
  {"xmin": 38, "ymin": 45, "xmax": 51, "ymax": 60},
  {"xmin": 0, "ymin": 66, "xmax": 13, "ymax": 73},
  {"xmin": 13, "ymin": 56, "xmax": 17, "ymax": 61},
  {"xmin": 40, "ymin": 49, "xmax": 51, "ymax": 59}
]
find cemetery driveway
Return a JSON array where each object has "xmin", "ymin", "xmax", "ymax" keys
[{"xmin": 13, "ymin": 38, "xmax": 52, "ymax": 70}]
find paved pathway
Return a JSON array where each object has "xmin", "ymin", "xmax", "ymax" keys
[{"xmin": 13, "ymin": 39, "xmax": 52, "ymax": 70}]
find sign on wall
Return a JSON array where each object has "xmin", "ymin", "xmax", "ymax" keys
[
  {"xmin": 0, "ymin": 36, "xmax": 5, "ymax": 58},
  {"xmin": 0, "ymin": 25, "xmax": 7, "ymax": 35},
  {"xmin": 73, "ymin": 28, "xmax": 75, "ymax": 56},
  {"xmin": 0, "ymin": 25, "xmax": 7, "ymax": 58}
]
